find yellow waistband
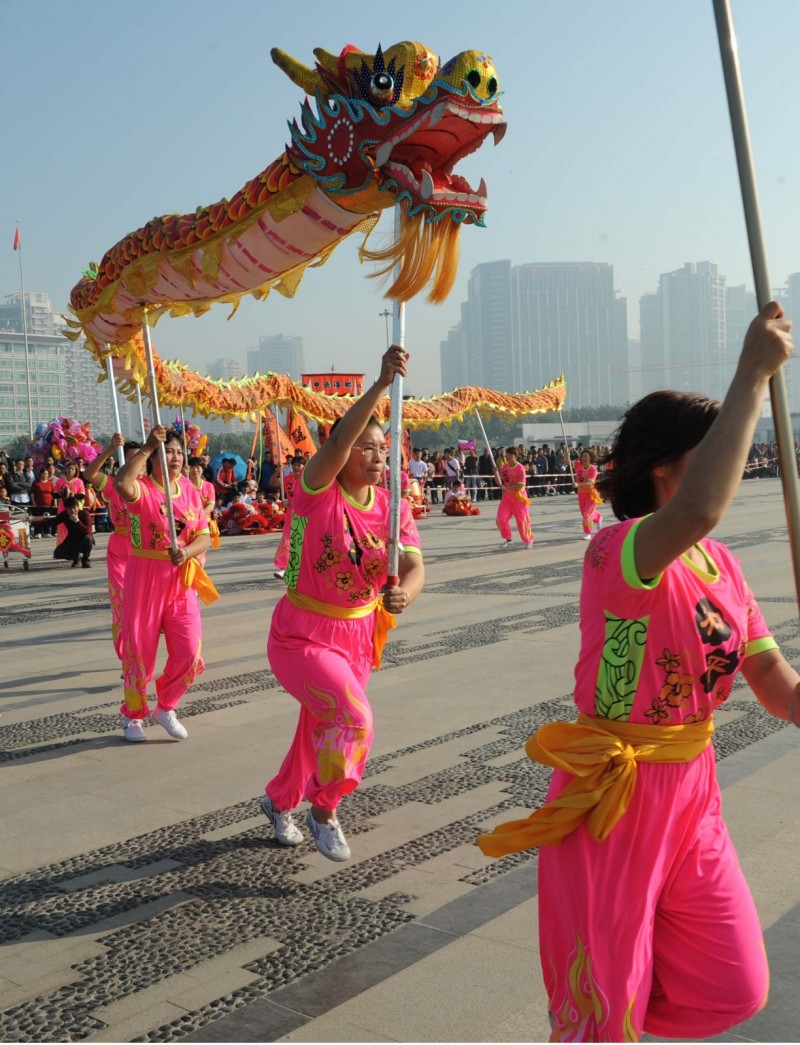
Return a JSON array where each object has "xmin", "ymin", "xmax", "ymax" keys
[
  {"xmin": 477, "ymin": 712, "xmax": 714, "ymax": 857},
  {"xmin": 286, "ymin": 587, "xmax": 380, "ymax": 619},
  {"xmin": 131, "ymin": 547, "xmax": 171, "ymax": 559},
  {"xmin": 113, "ymin": 527, "xmax": 128, "ymax": 537}
]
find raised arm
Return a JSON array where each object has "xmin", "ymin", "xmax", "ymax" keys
[
  {"xmin": 635, "ymin": 302, "xmax": 793, "ymax": 580},
  {"xmin": 84, "ymin": 433, "xmax": 124, "ymax": 489},
  {"xmin": 301, "ymin": 345, "xmax": 408, "ymax": 491}
]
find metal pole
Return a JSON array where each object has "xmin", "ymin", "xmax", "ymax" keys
[
  {"xmin": 15, "ymin": 225, "xmax": 34, "ymax": 441},
  {"xmin": 387, "ymin": 207, "xmax": 405, "ymax": 585},
  {"xmin": 272, "ymin": 405, "xmax": 285, "ymax": 500},
  {"xmin": 105, "ymin": 355, "xmax": 125, "ymax": 467},
  {"xmin": 474, "ymin": 408, "xmax": 499, "ymax": 497},
  {"xmin": 178, "ymin": 404, "xmax": 189, "ymax": 463},
  {"xmin": 713, "ymin": 0, "xmax": 800, "ymax": 611},
  {"xmin": 135, "ymin": 384, "xmax": 146, "ymax": 441},
  {"xmin": 557, "ymin": 410, "xmax": 576, "ymax": 486},
  {"xmin": 139, "ymin": 310, "xmax": 178, "ymax": 553}
]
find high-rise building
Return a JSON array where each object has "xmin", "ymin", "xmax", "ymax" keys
[
  {"xmin": 660, "ymin": 262, "xmax": 727, "ymax": 402},
  {"xmin": 441, "ymin": 261, "xmax": 628, "ymax": 408},
  {"xmin": 207, "ymin": 357, "xmax": 244, "ymax": 381},
  {"xmin": 440, "ymin": 311, "xmax": 468, "ymax": 392},
  {"xmin": 247, "ymin": 334, "xmax": 304, "ymax": 381},
  {"xmin": 0, "ymin": 292, "xmax": 114, "ymax": 443}
]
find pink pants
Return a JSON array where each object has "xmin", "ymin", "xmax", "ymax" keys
[
  {"xmin": 106, "ymin": 533, "xmax": 129, "ymax": 660},
  {"xmin": 577, "ymin": 489, "xmax": 602, "ymax": 535},
  {"xmin": 538, "ymin": 746, "xmax": 768, "ymax": 1042},
  {"xmin": 120, "ymin": 556, "xmax": 205, "ymax": 720},
  {"xmin": 266, "ymin": 597, "xmax": 375, "ymax": 812},
  {"xmin": 497, "ymin": 492, "xmax": 533, "ymax": 544}
]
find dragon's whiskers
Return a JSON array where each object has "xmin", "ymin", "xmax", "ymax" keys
[{"xmin": 361, "ymin": 210, "xmax": 460, "ymax": 304}]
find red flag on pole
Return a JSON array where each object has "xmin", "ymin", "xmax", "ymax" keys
[
  {"xmin": 13, "ymin": 223, "xmax": 20, "ymax": 251},
  {"xmin": 285, "ymin": 408, "xmax": 317, "ymax": 457}
]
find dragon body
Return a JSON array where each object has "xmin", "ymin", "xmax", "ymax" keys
[{"xmin": 66, "ymin": 41, "xmax": 560, "ymax": 424}]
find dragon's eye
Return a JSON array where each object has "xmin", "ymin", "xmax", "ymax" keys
[{"xmin": 370, "ymin": 71, "xmax": 394, "ymax": 99}]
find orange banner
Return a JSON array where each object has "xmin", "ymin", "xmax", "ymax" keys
[
  {"xmin": 286, "ymin": 408, "xmax": 317, "ymax": 457},
  {"xmin": 262, "ymin": 412, "xmax": 296, "ymax": 463}
]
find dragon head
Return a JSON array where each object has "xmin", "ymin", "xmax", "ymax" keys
[{"xmin": 272, "ymin": 41, "xmax": 506, "ymax": 302}]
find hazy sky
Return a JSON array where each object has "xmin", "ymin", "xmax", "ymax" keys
[{"xmin": 2, "ymin": 0, "xmax": 798, "ymax": 396}]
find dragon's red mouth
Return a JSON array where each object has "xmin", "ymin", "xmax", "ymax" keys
[{"xmin": 371, "ymin": 99, "xmax": 506, "ymax": 217}]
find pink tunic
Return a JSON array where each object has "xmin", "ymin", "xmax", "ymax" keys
[
  {"xmin": 266, "ymin": 477, "xmax": 421, "ymax": 811},
  {"xmin": 539, "ymin": 518, "xmax": 776, "ymax": 1041},
  {"xmin": 120, "ymin": 475, "xmax": 210, "ymax": 720}
]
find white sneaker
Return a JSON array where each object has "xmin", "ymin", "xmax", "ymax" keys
[
  {"xmin": 582, "ymin": 533, "xmax": 592, "ymax": 541},
  {"xmin": 261, "ymin": 795, "xmax": 304, "ymax": 846},
  {"xmin": 151, "ymin": 707, "xmax": 188, "ymax": 740},
  {"xmin": 306, "ymin": 810, "xmax": 351, "ymax": 862},
  {"xmin": 524, "ymin": 541, "xmax": 534, "ymax": 549},
  {"xmin": 500, "ymin": 538, "xmax": 512, "ymax": 547},
  {"xmin": 273, "ymin": 568, "xmax": 285, "ymax": 579},
  {"xmin": 122, "ymin": 717, "xmax": 147, "ymax": 743}
]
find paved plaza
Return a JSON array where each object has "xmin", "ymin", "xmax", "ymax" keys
[{"xmin": 1, "ymin": 481, "xmax": 799, "ymax": 1044}]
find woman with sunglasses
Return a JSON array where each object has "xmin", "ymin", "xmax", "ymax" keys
[{"xmin": 261, "ymin": 344, "xmax": 425, "ymax": 862}]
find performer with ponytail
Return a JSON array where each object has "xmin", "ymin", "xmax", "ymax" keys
[
  {"xmin": 478, "ymin": 302, "xmax": 798, "ymax": 1042},
  {"xmin": 574, "ymin": 448, "xmax": 603, "ymax": 540},
  {"xmin": 84, "ymin": 434, "xmax": 146, "ymax": 658},
  {"xmin": 261, "ymin": 345, "xmax": 425, "ymax": 862}
]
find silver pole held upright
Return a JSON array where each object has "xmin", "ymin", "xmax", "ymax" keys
[
  {"xmin": 713, "ymin": 0, "xmax": 800, "ymax": 611},
  {"xmin": 387, "ymin": 206, "xmax": 405, "ymax": 584},
  {"xmin": 105, "ymin": 355, "xmax": 125, "ymax": 467},
  {"xmin": 139, "ymin": 311, "xmax": 178, "ymax": 553},
  {"xmin": 135, "ymin": 385, "xmax": 146, "ymax": 441}
]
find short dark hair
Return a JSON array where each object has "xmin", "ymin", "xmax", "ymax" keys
[
  {"xmin": 63, "ymin": 496, "xmax": 78, "ymax": 509},
  {"xmin": 598, "ymin": 390, "xmax": 719, "ymax": 520},
  {"xmin": 188, "ymin": 456, "xmax": 203, "ymax": 467}
]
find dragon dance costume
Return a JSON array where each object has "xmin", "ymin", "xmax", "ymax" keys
[
  {"xmin": 265, "ymin": 476, "xmax": 421, "ymax": 813},
  {"xmin": 479, "ymin": 517, "xmax": 776, "ymax": 1041},
  {"xmin": 574, "ymin": 461, "xmax": 603, "ymax": 536},
  {"xmin": 497, "ymin": 461, "xmax": 533, "ymax": 545},
  {"xmin": 95, "ymin": 472, "xmax": 130, "ymax": 658},
  {"xmin": 120, "ymin": 475, "xmax": 216, "ymax": 722}
]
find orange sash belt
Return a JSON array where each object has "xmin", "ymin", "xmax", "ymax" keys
[
  {"xmin": 130, "ymin": 547, "xmax": 220, "ymax": 605},
  {"xmin": 113, "ymin": 526, "xmax": 128, "ymax": 537},
  {"xmin": 477, "ymin": 713, "xmax": 714, "ymax": 857},
  {"xmin": 285, "ymin": 587, "xmax": 396, "ymax": 670}
]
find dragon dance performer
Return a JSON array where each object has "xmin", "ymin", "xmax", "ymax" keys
[
  {"xmin": 573, "ymin": 448, "xmax": 603, "ymax": 540},
  {"xmin": 114, "ymin": 426, "xmax": 218, "ymax": 743},
  {"xmin": 261, "ymin": 345, "xmax": 425, "ymax": 862},
  {"xmin": 478, "ymin": 302, "xmax": 798, "ymax": 1042},
  {"xmin": 496, "ymin": 446, "xmax": 534, "ymax": 547},
  {"xmin": 84, "ymin": 433, "xmax": 145, "ymax": 658},
  {"xmin": 187, "ymin": 455, "xmax": 220, "ymax": 555}
]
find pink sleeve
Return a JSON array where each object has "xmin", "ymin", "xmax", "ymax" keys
[
  {"xmin": 743, "ymin": 581, "xmax": 774, "ymax": 646},
  {"xmin": 400, "ymin": 500, "xmax": 422, "ymax": 554}
]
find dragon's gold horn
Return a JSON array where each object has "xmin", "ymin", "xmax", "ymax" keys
[
  {"xmin": 312, "ymin": 48, "xmax": 342, "ymax": 73},
  {"xmin": 270, "ymin": 47, "xmax": 324, "ymax": 96}
]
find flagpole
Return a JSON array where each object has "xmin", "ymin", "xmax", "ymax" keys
[
  {"xmin": 557, "ymin": 410, "xmax": 576, "ymax": 487},
  {"xmin": 178, "ymin": 404, "xmax": 188, "ymax": 462},
  {"xmin": 135, "ymin": 384, "xmax": 146, "ymax": 441},
  {"xmin": 713, "ymin": 0, "xmax": 800, "ymax": 610},
  {"xmin": 14, "ymin": 223, "xmax": 34, "ymax": 441},
  {"xmin": 474, "ymin": 408, "xmax": 500, "ymax": 495},
  {"xmin": 105, "ymin": 355, "xmax": 125, "ymax": 467},
  {"xmin": 387, "ymin": 206, "xmax": 405, "ymax": 585},
  {"xmin": 139, "ymin": 308, "xmax": 178, "ymax": 553}
]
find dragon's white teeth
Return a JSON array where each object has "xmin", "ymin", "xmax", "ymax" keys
[
  {"xmin": 420, "ymin": 169, "xmax": 435, "ymax": 200},
  {"xmin": 375, "ymin": 142, "xmax": 393, "ymax": 167},
  {"xmin": 427, "ymin": 103, "xmax": 445, "ymax": 129}
]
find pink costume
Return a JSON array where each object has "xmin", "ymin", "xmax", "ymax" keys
[
  {"xmin": 53, "ymin": 476, "xmax": 86, "ymax": 544},
  {"xmin": 266, "ymin": 476, "xmax": 421, "ymax": 813},
  {"xmin": 574, "ymin": 461, "xmax": 603, "ymax": 535},
  {"xmin": 190, "ymin": 478, "xmax": 216, "ymax": 562},
  {"xmin": 120, "ymin": 475, "xmax": 210, "ymax": 722},
  {"xmin": 96, "ymin": 473, "xmax": 130, "ymax": 659},
  {"xmin": 273, "ymin": 473, "xmax": 299, "ymax": 570},
  {"xmin": 496, "ymin": 461, "xmax": 533, "ymax": 545},
  {"xmin": 534, "ymin": 518, "xmax": 776, "ymax": 1041}
]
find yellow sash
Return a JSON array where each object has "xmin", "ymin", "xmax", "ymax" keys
[
  {"xmin": 477, "ymin": 713, "xmax": 714, "ymax": 856},
  {"xmin": 511, "ymin": 488, "xmax": 532, "ymax": 505},
  {"xmin": 113, "ymin": 526, "xmax": 128, "ymax": 537},
  {"xmin": 130, "ymin": 547, "xmax": 220, "ymax": 606},
  {"xmin": 285, "ymin": 587, "xmax": 396, "ymax": 669}
]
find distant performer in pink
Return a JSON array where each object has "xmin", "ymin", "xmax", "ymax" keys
[
  {"xmin": 574, "ymin": 449, "xmax": 603, "ymax": 540},
  {"xmin": 496, "ymin": 446, "xmax": 533, "ymax": 547},
  {"xmin": 261, "ymin": 345, "xmax": 425, "ymax": 863},
  {"xmin": 114, "ymin": 425, "xmax": 217, "ymax": 744}
]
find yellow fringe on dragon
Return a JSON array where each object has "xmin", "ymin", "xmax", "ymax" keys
[{"xmin": 67, "ymin": 41, "xmax": 508, "ymax": 419}]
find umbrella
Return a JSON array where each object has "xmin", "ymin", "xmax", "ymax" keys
[{"xmin": 210, "ymin": 452, "xmax": 248, "ymax": 482}]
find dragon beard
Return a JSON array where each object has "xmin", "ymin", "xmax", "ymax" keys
[{"xmin": 360, "ymin": 208, "xmax": 460, "ymax": 304}]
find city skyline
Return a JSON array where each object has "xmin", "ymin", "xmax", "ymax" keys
[{"xmin": 3, "ymin": 1, "xmax": 800, "ymax": 397}]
